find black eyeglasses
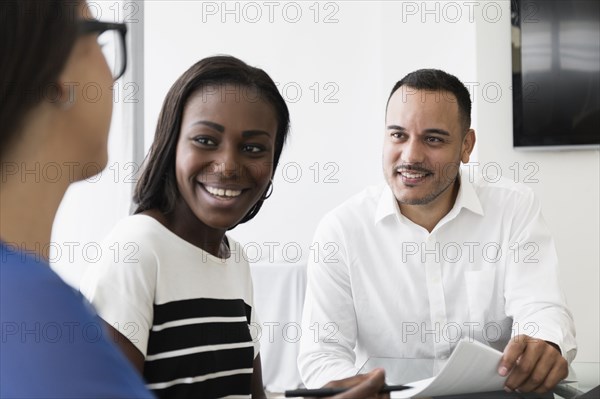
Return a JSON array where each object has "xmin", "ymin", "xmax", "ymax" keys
[{"xmin": 78, "ymin": 20, "xmax": 128, "ymax": 81}]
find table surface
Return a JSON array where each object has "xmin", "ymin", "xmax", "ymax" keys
[{"xmin": 359, "ymin": 357, "xmax": 599, "ymax": 398}]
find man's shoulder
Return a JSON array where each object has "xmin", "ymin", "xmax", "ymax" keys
[
  {"xmin": 316, "ymin": 185, "xmax": 384, "ymax": 233},
  {"xmin": 326, "ymin": 185, "xmax": 383, "ymax": 217},
  {"xmin": 471, "ymin": 175, "xmax": 536, "ymax": 206}
]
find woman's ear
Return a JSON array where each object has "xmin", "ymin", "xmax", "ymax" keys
[
  {"xmin": 53, "ymin": 48, "xmax": 80, "ymax": 110},
  {"xmin": 52, "ymin": 79, "xmax": 77, "ymax": 110}
]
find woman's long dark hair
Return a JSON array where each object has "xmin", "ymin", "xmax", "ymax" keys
[{"xmin": 134, "ymin": 55, "xmax": 290, "ymax": 225}]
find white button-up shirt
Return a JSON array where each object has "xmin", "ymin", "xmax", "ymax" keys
[{"xmin": 298, "ymin": 172, "xmax": 577, "ymax": 388}]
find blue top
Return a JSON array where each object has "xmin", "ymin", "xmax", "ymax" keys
[{"xmin": 0, "ymin": 241, "xmax": 154, "ymax": 398}]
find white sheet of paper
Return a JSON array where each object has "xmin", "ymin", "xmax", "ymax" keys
[{"xmin": 391, "ymin": 339, "xmax": 507, "ymax": 398}]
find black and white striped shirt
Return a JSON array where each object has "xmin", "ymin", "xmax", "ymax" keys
[{"xmin": 81, "ymin": 215, "xmax": 260, "ymax": 398}]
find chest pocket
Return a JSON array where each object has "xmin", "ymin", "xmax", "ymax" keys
[{"xmin": 464, "ymin": 269, "xmax": 496, "ymax": 325}]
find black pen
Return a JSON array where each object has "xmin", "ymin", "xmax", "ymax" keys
[{"xmin": 285, "ymin": 384, "xmax": 411, "ymax": 397}]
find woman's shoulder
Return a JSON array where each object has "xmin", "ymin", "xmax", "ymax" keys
[
  {"xmin": 107, "ymin": 213, "xmax": 169, "ymax": 241},
  {"xmin": 98, "ymin": 213, "xmax": 178, "ymax": 262}
]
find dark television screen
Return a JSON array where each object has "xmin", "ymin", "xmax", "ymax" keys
[{"xmin": 512, "ymin": 0, "xmax": 600, "ymax": 149}]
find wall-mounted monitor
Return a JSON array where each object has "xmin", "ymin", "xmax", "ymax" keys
[{"xmin": 511, "ymin": 0, "xmax": 600, "ymax": 150}]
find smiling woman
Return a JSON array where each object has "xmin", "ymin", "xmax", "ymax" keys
[
  {"xmin": 135, "ymin": 56, "xmax": 290, "ymax": 226},
  {"xmin": 173, "ymin": 84, "xmax": 278, "ymax": 239},
  {"xmin": 80, "ymin": 55, "xmax": 290, "ymax": 399}
]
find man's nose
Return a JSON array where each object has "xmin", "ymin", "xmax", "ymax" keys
[{"xmin": 400, "ymin": 137, "xmax": 425, "ymax": 164}]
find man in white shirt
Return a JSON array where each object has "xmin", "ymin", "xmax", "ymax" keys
[{"xmin": 298, "ymin": 69, "xmax": 576, "ymax": 395}]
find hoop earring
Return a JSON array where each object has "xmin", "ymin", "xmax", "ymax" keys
[{"xmin": 262, "ymin": 180, "xmax": 274, "ymax": 200}]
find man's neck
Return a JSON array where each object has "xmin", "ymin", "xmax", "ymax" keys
[{"xmin": 399, "ymin": 178, "xmax": 460, "ymax": 233}]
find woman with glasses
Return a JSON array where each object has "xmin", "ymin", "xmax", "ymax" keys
[
  {"xmin": 0, "ymin": 1, "xmax": 151, "ymax": 397},
  {"xmin": 80, "ymin": 55, "xmax": 388, "ymax": 399}
]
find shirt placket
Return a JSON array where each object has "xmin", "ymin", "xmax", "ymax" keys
[{"xmin": 424, "ymin": 236, "xmax": 452, "ymax": 360}]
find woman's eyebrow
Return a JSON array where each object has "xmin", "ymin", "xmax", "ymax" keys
[
  {"xmin": 190, "ymin": 121, "xmax": 271, "ymax": 138},
  {"xmin": 242, "ymin": 130, "xmax": 271, "ymax": 138},
  {"xmin": 191, "ymin": 120, "xmax": 224, "ymax": 132}
]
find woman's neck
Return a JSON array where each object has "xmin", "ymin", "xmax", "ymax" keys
[{"xmin": 0, "ymin": 168, "xmax": 69, "ymax": 259}]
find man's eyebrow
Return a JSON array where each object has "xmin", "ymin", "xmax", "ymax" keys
[
  {"xmin": 191, "ymin": 120, "xmax": 225, "ymax": 132},
  {"xmin": 386, "ymin": 125, "xmax": 451, "ymax": 136},
  {"xmin": 423, "ymin": 128, "xmax": 450, "ymax": 136},
  {"xmin": 386, "ymin": 125, "xmax": 406, "ymax": 131}
]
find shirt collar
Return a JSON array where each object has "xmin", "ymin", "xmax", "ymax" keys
[
  {"xmin": 374, "ymin": 169, "xmax": 484, "ymax": 225},
  {"xmin": 454, "ymin": 170, "xmax": 485, "ymax": 217},
  {"xmin": 374, "ymin": 183, "xmax": 400, "ymax": 224}
]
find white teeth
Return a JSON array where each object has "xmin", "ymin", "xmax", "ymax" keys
[
  {"xmin": 204, "ymin": 185, "xmax": 242, "ymax": 198},
  {"xmin": 401, "ymin": 172, "xmax": 427, "ymax": 179},
  {"xmin": 225, "ymin": 189, "xmax": 241, "ymax": 197}
]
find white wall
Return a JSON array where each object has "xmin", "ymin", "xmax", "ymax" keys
[
  {"xmin": 51, "ymin": 100, "xmax": 135, "ymax": 288},
  {"xmin": 473, "ymin": 1, "xmax": 599, "ymax": 362}
]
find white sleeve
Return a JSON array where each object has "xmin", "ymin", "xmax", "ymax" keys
[
  {"xmin": 504, "ymin": 188, "xmax": 577, "ymax": 362},
  {"xmin": 80, "ymin": 226, "xmax": 157, "ymax": 357},
  {"xmin": 298, "ymin": 214, "xmax": 359, "ymax": 388}
]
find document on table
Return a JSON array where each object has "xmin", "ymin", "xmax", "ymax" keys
[{"xmin": 391, "ymin": 339, "xmax": 507, "ymax": 398}]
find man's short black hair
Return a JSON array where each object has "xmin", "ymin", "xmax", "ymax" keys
[{"xmin": 387, "ymin": 69, "xmax": 472, "ymax": 132}]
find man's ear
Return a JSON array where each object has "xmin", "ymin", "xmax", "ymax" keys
[{"xmin": 461, "ymin": 129, "xmax": 476, "ymax": 164}]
